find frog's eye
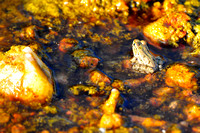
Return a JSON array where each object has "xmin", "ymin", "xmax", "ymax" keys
[
  {"xmin": 133, "ymin": 39, "xmax": 139, "ymax": 43},
  {"xmin": 141, "ymin": 40, "xmax": 146, "ymax": 45}
]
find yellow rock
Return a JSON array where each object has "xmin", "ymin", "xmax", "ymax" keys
[
  {"xmin": 0, "ymin": 46, "xmax": 54, "ymax": 108},
  {"xmin": 102, "ymin": 89, "xmax": 120, "ymax": 114},
  {"xmin": 99, "ymin": 89, "xmax": 123, "ymax": 129},
  {"xmin": 99, "ymin": 113, "xmax": 123, "ymax": 129}
]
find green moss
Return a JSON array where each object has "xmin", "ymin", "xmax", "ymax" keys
[
  {"xmin": 190, "ymin": 25, "xmax": 200, "ymax": 55},
  {"xmin": 70, "ymin": 85, "xmax": 98, "ymax": 95},
  {"xmin": 24, "ymin": 0, "xmax": 60, "ymax": 17}
]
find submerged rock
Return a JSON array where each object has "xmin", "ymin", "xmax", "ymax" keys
[{"xmin": 165, "ymin": 64, "xmax": 198, "ymax": 91}]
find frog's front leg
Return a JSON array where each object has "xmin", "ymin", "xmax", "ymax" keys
[
  {"xmin": 155, "ymin": 56, "xmax": 163, "ymax": 70},
  {"xmin": 130, "ymin": 57, "xmax": 137, "ymax": 63}
]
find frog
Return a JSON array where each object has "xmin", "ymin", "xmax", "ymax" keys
[{"xmin": 130, "ymin": 39, "xmax": 163, "ymax": 73}]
